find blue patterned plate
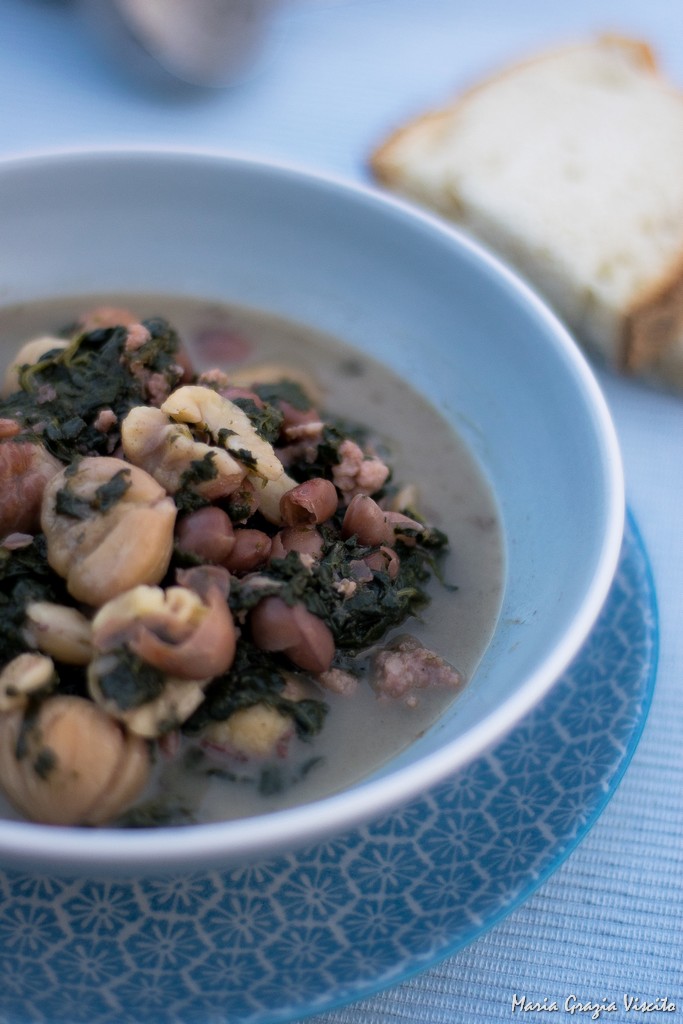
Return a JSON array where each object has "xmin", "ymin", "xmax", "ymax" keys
[{"xmin": 0, "ymin": 511, "xmax": 657, "ymax": 1024}]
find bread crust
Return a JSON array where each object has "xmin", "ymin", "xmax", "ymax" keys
[
  {"xmin": 624, "ymin": 250, "xmax": 683, "ymax": 371},
  {"xmin": 370, "ymin": 34, "xmax": 658, "ymax": 184}
]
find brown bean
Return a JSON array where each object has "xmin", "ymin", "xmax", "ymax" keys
[
  {"xmin": 341, "ymin": 494, "xmax": 423, "ymax": 548},
  {"xmin": 0, "ymin": 419, "xmax": 21, "ymax": 439},
  {"xmin": 175, "ymin": 506, "xmax": 235, "ymax": 564},
  {"xmin": 0, "ymin": 440, "xmax": 62, "ymax": 537},
  {"xmin": 384, "ymin": 510, "xmax": 425, "ymax": 546},
  {"xmin": 341, "ymin": 494, "xmax": 394, "ymax": 546},
  {"xmin": 250, "ymin": 596, "xmax": 335, "ymax": 673},
  {"xmin": 223, "ymin": 528, "xmax": 272, "ymax": 574},
  {"xmin": 364, "ymin": 545, "xmax": 400, "ymax": 580},
  {"xmin": 280, "ymin": 478, "xmax": 338, "ymax": 527},
  {"xmin": 176, "ymin": 564, "xmax": 231, "ymax": 601},
  {"xmin": 270, "ymin": 526, "xmax": 324, "ymax": 561}
]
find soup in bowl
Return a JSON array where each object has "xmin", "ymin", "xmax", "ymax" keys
[
  {"xmin": 0, "ymin": 292, "xmax": 504, "ymax": 831},
  {"xmin": 0, "ymin": 148, "xmax": 623, "ymax": 875}
]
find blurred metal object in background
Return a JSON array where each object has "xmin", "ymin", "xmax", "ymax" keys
[{"xmin": 78, "ymin": 0, "xmax": 281, "ymax": 90}]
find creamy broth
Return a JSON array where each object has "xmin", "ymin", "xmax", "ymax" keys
[{"xmin": 0, "ymin": 296, "xmax": 504, "ymax": 825}]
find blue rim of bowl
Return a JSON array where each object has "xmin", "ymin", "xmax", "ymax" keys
[
  {"xmin": 303, "ymin": 507, "xmax": 658, "ymax": 1021},
  {"xmin": 0, "ymin": 146, "xmax": 626, "ymax": 871}
]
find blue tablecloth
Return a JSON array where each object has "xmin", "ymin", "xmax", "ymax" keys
[{"xmin": 2, "ymin": 0, "xmax": 682, "ymax": 1020}]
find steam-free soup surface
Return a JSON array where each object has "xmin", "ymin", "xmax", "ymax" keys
[{"xmin": 0, "ymin": 295, "xmax": 504, "ymax": 825}]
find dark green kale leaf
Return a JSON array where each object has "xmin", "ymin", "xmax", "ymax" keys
[
  {"xmin": 309, "ymin": 535, "xmax": 434, "ymax": 649},
  {"xmin": 327, "ymin": 561, "xmax": 429, "ymax": 649},
  {"xmin": 286, "ymin": 423, "xmax": 344, "ymax": 483},
  {"xmin": 223, "ymin": 482, "xmax": 256, "ymax": 524},
  {"xmin": 227, "ymin": 550, "xmax": 326, "ymax": 618},
  {"xmin": 393, "ymin": 505, "xmax": 450, "ymax": 551},
  {"xmin": 0, "ymin": 317, "xmax": 182, "ymax": 463},
  {"xmin": 123, "ymin": 317, "xmax": 183, "ymax": 379},
  {"xmin": 117, "ymin": 798, "xmax": 198, "ymax": 828},
  {"xmin": 227, "ymin": 575, "xmax": 283, "ymax": 617},
  {"xmin": 96, "ymin": 648, "xmax": 167, "ymax": 711},
  {"xmin": 229, "ymin": 531, "xmax": 448, "ymax": 655},
  {"xmin": 95, "ymin": 467, "xmax": 133, "ymax": 512},
  {"xmin": 230, "ymin": 447, "xmax": 258, "ymax": 471},
  {"xmin": 32, "ymin": 747, "xmax": 58, "ymax": 780},
  {"xmin": 173, "ymin": 452, "xmax": 219, "ymax": 513},
  {"xmin": 230, "ymin": 397, "xmax": 284, "ymax": 444},
  {"xmin": 252, "ymin": 379, "xmax": 312, "ymax": 412},
  {"xmin": 215, "ymin": 427, "xmax": 237, "ymax": 445},
  {"xmin": 185, "ymin": 640, "xmax": 288, "ymax": 730},
  {"xmin": 54, "ymin": 467, "xmax": 132, "ymax": 520},
  {"xmin": 184, "ymin": 639, "xmax": 328, "ymax": 740},
  {"xmin": 285, "ymin": 699, "xmax": 328, "ymax": 740},
  {"xmin": 0, "ymin": 536, "xmax": 68, "ymax": 666},
  {"xmin": 256, "ymin": 550, "xmax": 327, "ymax": 609}
]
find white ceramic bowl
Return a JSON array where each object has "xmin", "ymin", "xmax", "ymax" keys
[{"xmin": 0, "ymin": 148, "xmax": 624, "ymax": 1021}]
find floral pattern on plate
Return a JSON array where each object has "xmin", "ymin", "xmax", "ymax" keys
[{"xmin": 0, "ymin": 512, "xmax": 657, "ymax": 1024}]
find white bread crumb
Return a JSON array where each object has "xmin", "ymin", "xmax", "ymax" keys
[{"xmin": 370, "ymin": 35, "xmax": 683, "ymax": 385}]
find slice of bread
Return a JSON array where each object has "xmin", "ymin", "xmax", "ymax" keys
[{"xmin": 370, "ymin": 35, "xmax": 683, "ymax": 383}]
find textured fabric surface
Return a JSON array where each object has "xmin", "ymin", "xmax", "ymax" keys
[{"xmin": 0, "ymin": 0, "xmax": 681, "ymax": 1020}]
